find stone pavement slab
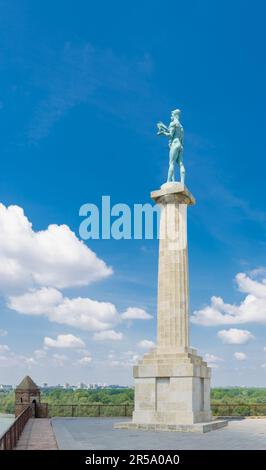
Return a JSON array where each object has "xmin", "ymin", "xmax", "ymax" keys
[
  {"xmin": 114, "ymin": 419, "xmax": 228, "ymax": 433},
  {"xmin": 51, "ymin": 417, "xmax": 266, "ymax": 450},
  {"xmin": 15, "ymin": 418, "xmax": 58, "ymax": 450}
]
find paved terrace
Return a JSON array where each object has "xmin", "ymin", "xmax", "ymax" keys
[
  {"xmin": 13, "ymin": 417, "xmax": 266, "ymax": 450},
  {"xmin": 51, "ymin": 417, "xmax": 266, "ymax": 450}
]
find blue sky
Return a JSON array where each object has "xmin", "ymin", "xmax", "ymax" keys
[{"xmin": 1, "ymin": 0, "xmax": 266, "ymax": 386}]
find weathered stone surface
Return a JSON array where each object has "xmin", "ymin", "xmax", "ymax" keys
[
  {"xmin": 116, "ymin": 183, "xmax": 226, "ymax": 431},
  {"xmin": 133, "ymin": 359, "xmax": 212, "ymax": 425},
  {"xmin": 114, "ymin": 420, "xmax": 228, "ymax": 433},
  {"xmin": 152, "ymin": 184, "xmax": 194, "ymax": 353}
]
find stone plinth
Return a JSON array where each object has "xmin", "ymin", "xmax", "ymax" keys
[
  {"xmin": 114, "ymin": 420, "xmax": 228, "ymax": 433},
  {"xmin": 132, "ymin": 349, "xmax": 212, "ymax": 425}
]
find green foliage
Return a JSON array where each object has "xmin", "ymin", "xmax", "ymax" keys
[
  {"xmin": 211, "ymin": 388, "xmax": 266, "ymax": 415},
  {"xmin": 0, "ymin": 392, "xmax": 15, "ymax": 414},
  {"xmin": 211, "ymin": 387, "xmax": 266, "ymax": 404},
  {"xmin": 40, "ymin": 387, "xmax": 134, "ymax": 406},
  {"xmin": 40, "ymin": 388, "xmax": 135, "ymax": 417},
  {"xmin": 1, "ymin": 387, "xmax": 266, "ymax": 416}
]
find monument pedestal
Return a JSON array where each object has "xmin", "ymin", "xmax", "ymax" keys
[
  {"xmin": 115, "ymin": 183, "xmax": 227, "ymax": 432},
  {"xmin": 132, "ymin": 349, "xmax": 212, "ymax": 426}
]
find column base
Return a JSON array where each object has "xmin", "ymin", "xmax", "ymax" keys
[
  {"xmin": 114, "ymin": 420, "xmax": 228, "ymax": 433},
  {"xmin": 131, "ymin": 349, "xmax": 213, "ymax": 427}
]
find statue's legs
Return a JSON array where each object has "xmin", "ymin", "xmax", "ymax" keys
[
  {"xmin": 167, "ymin": 145, "xmax": 177, "ymax": 182},
  {"xmin": 167, "ymin": 143, "xmax": 185, "ymax": 183},
  {"xmin": 178, "ymin": 148, "xmax": 185, "ymax": 184},
  {"xmin": 180, "ymin": 161, "xmax": 185, "ymax": 184},
  {"xmin": 167, "ymin": 160, "xmax": 175, "ymax": 182}
]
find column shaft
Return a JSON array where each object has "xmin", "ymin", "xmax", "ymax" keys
[{"xmin": 151, "ymin": 183, "xmax": 195, "ymax": 353}]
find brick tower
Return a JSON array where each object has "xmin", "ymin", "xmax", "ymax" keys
[{"xmin": 15, "ymin": 376, "xmax": 41, "ymax": 417}]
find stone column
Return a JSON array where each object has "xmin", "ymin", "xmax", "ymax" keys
[
  {"xmin": 151, "ymin": 182, "xmax": 195, "ymax": 353},
  {"xmin": 114, "ymin": 182, "xmax": 228, "ymax": 431}
]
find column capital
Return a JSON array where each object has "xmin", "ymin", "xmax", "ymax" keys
[{"xmin": 151, "ymin": 182, "xmax": 195, "ymax": 206}]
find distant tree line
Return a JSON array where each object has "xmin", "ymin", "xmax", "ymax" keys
[
  {"xmin": 211, "ymin": 387, "xmax": 266, "ymax": 404},
  {"xmin": 1, "ymin": 387, "xmax": 266, "ymax": 415}
]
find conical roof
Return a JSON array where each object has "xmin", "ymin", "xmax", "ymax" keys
[{"xmin": 16, "ymin": 375, "xmax": 39, "ymax": 390}]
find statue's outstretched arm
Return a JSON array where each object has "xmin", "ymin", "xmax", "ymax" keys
[
  {"xmin": 157, "ymin": 121, "xmax": 168, "ymax": 130},
  {"xmin": 157, "ymin": 121, "xmax": 171, "ymax": 136}
]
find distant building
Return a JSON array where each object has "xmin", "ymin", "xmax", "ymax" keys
[
  {"xmin": 76, "ymin": 382, "xmax": 87, "ymax": 389},
  {"xmin": 85, "ymin": 383, "xmax": 129, "ymax": 390},
  {"xmin": 0, "ymin": 384, "xmax": 13, "ymax": 392},
  {"xmin": 107, "ymin": 385, "xmax": 129, "ymax": 389}
]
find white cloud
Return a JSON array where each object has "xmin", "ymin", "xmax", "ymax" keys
[
  {"xmin": 8, "ymin": 288, "xmax": 120, "ymax": 332},
  {"xmin": 0, "ymin": 329, "xmax": 7, "ymax": 337},
  {"xmin": 137, "ymin": 340, "xmax": 155, "ymax": 350},
  {"xmin": 191, "ymin": 271, "xmax": 266, "ymax": 326},
  {"xmin": 77, "ymin": 356, "xmax": 92, "ymax": 365},
  {"xmin": 2, "ymin": 207, "xmax": 152, "ymax": 334},
  {"xmin": 234, "ymin": 352, "xmax": 247, "ymax": 361},
  {"xmin": 52, "ymin": 353, "xmax": 68, "ymax": 366},
  {"xmin": 121, "ymin": 307, "xmax": 152, "ymax": 320},
  {"xmin": 203, "ymin": 353, "xmax": 223, "ymax": 368},
  {"xmin": 0, "ymin": 350, "xmax": 38, "ymax": 369},
  {"xmin": 204, "ymin": 353, "xmax": 223, "ymax": 363},
  {"xmin": 108, "ymin": 350, "xmax": 139, "ymax": 368},
  {"xmin": 44, "ymin": 334, "xmax": 85, "ymax": 349},
  {"xmin": 93, "ymin": 330, "xmax": 123, "ymax": 341},
  {"xmin": 0, "ymin": 344, "xmax": 9, "ymax": 352},
  {"xmin": 263, "ymin": 346, "xmax": 266, "ymax": 353},
  {"xmin": 52, "ymin": 297, "xmax": 119, "ymax": 331},
  {"xmin": 9, "ymin": 287, "xmax": 63, "ymax": 315},
  {"xmin": 8, "ymin": 287, "xmax": 153, "ymax": 333},
  {"xmin": 249, "ymin": 267, "xmax": 266, "ymax": 277},
  {"xmin": 34, "ymin": 349, "xmax": 47, "ymax": 359},
  {"xmin": 53, "ymin": 353, "xmax": 67, "ymax": 360},
  {"xmin": 0, "ymin": 203, "xmax": 112, "ymax": 292},
  {"xmin": 75, "ymin": 348, "xmax": 91, "ymax": 356},
  {"xmin": 123, "ymin": 350, "xmax": 134, "ymax": 356},
  {"xmin": 261, "ymin": 364, "xmax": 266, "ymax": 369},
  {"xmin": 107, "ymin": 352, "xmax": 115, "ymax": 360},
  {"xmin": 217, "ymin": 328, "xmax": 254, "ymax": 344},
  {"xmin": 24, "ymin": 357, "xmax": 37, "ymax": 366}
]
